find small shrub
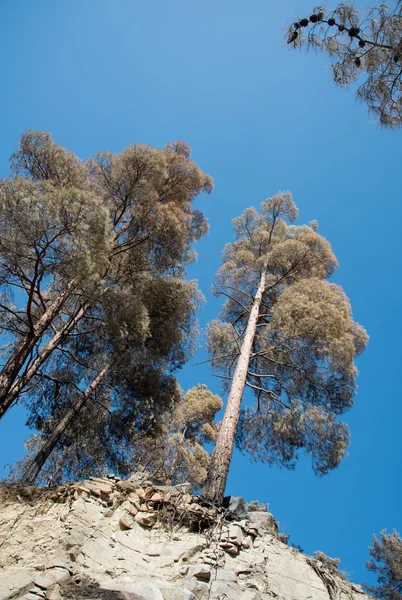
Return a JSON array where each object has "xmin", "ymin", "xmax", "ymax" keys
[
  {"xmin": 314, "ymin": 551, "xmax": 349, "ymax": 580},
  {"xmin": 245, "ymin": 500, "xmax": 269, "ymax": 512}
]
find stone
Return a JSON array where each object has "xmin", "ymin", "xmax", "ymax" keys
[
  {"xmin": 47, "ymin": 584, "xmax": 62, "ymax": 600},
  {"xmin": 181, "ymin": 579, "xmax": 209, "ymax": 599},
  {"xmin": 29, "ymin": 589, "xmax": 45, "ymax": 598},
  {"xmin": 236, "ymin": 565, "xmax": 254, "ymax": 575},
  {"xmin": 216, "ymin": 569, "xmax": 237, "ymax": 581},
  {"xmin": 75, "ymin": 484, "xmax": 92, "ymax": 494},
  {"xmin": 228, "ymin": 524, "xmax": 245, "ymax": 546},
  {"xmin": 220, "ymin": 541, "xmax": 239, "ymax": 555},
  {"xmin": 223, "ymin": 495, "xmax": 247, "ymax": 519},
  {"xmin": 246, "ymin": 511, "xmax": 278, "ymax": 535},
  {"xmin": 128, "ymin": 496, "xmax": 142, "ymax": 511},
  {"xmin": 107, "ymin": 579, "xmax": 195, "ymax": 600},
  {"xmin": 146, "ymin": 544, "xmax": 161, "ymax": 557},
  {"xmin": 153, "ymin": 581, "xmax": 195, "ymax": 600},
  {"xmin": 134, "ymin": 511, "xmax": 157, "ymax": 527},
  {"xmin": 242, "ymin": 535, "xmax": 254, "ymax": 549},
  {"xmin": 210, "ymin": 580, "xmax": 242, "ymax": 600},
  {"xmin": 0, "ymin": 574, "xmax": 36, "ymax": 600},
  {"xmin": 240, "ymin": 592, "xmax": 262, "ymax": 600},
  {"xmin": 114, "ymin": 580, "xmax": 164, "ymax": 600},
  {"xmin": 180, "ymin": 543, "xmax": 206, "ymax": 563},
  {"xmin": 89, "ymin": 476, "xmax": 111, "ymax": 483},
  {"xmin": 119, "ymin": 515, "xmax": 134, "ymax": 530},
  {"xmin": 189, "ymin": 563, "xmax": 212, "ymax": 582}
]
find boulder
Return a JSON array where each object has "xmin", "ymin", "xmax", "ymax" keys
[
  {"xmin": 189, "ymin": 563, "xmax": 212, "ymax": 582},
  {"xmin": 223, "ymin": 495, "xmax": 247, "ymax": 519},
  {"xmin": 114, "ymin": 581, "xmax": 164, "ymax": 600},
  {"xmin": 182, "ymin": 579, "xmax": 209, "ymax": 600},
  {"xmin": 246, "ymin": 511, "xmax": 278, "ymax": 535},
  {"xmin": 228, "ymin": 524, "xmax": 245, "ymax": 546}
]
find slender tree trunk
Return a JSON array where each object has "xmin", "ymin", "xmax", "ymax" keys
[
  {"xmin": 45, "ymin": 447, "xmax": 70, "ymax": 487},
  {"xmin": 0, "ymin": 302, "xmax": 90, "ymax": 419},
  {"xmin": 0, "ymin": 280, "xmax": 77, "ymax": 418},
  {"xmin": 21, "ymin": 363, "xmax": 111, "ymax": 485},
  {"xmin": 202, "ymin": 269, "xmax": 266, "ymax": 505}
]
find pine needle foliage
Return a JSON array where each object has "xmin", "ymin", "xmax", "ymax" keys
[
  {"xmin": 0, "ymin": 131, "xmax": 212, "ymax": 419},
  {"xmin": 287, "ymin": 2, "xmax": 402, "ymax": 127},
  {"xmin": 5, "ymin": 385, "xmax": 222, "ymax": 489},
  {"xmin": 202, "ymin": 192, "xmax": 367, "ymax": 504},
  {"xmin": 364, "ymin": 530, "xmax": 402, "ymax": 600}
]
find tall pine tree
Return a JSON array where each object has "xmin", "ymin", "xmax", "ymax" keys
[{"xmin": 202, "ymin": 192, "xmax": 367, "ymax": 504}]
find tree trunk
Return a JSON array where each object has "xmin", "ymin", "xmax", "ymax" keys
[
  {"xmin": 21, "ymin": 363, "xmax": 111, "ymax": 485},
  {"xmin": 202, "ymin": 269, "xmax": 266, "ymax": 504},
  {"xmin": 0, "ymin": 279, "xmax": 77, "ymax": 419},
  {"xmin": 0, "ymin": 302, "xmax": 90, "ymax": 419}
]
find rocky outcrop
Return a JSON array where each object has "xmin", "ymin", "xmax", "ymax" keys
[{"xmin": 0, "ymin": 475, "xmax": 369, "ymax": 600}]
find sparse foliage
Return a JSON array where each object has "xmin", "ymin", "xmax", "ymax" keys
[
  {"xmin": 313, "ymin": 550, "xmax": 349, "ymax": 580},
  {"xmin": 245, "ymin": 500, "xmax": 269, "ymax": 512},
  {"xmin": 364, "ymin": 530, "xmax": 402, "ymax": 600},
  {"xmin": 314, "ymin": 550, "xmax": 341, "ymax": 572},
  {"xmin": 202, "ymin": 192, "xmax": 367, "ymax": 504},
  {"xmin": 287, "ymin": 2, "xmax": 402, "ymax": 127}
]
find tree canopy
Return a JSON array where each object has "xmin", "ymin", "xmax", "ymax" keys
[
  {"xmin": 0, "ymin": 131, "xmax": 216, "ymax": 486},
  {"xmin": 0, "ymin": 131, "xmax": 212, "ymax": 419},
  {"xmin": 6, "ymin": 384, "xmax": 222, "ymax": 489}
]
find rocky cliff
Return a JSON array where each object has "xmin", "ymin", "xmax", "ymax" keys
[{"xmin": 0, "ymin": 475, "xmax": 369, "ymax": 600}]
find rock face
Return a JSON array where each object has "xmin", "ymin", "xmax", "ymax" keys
[{"xmin": 0, "ymin": 477, "xmax": 369, "ymax": 600}]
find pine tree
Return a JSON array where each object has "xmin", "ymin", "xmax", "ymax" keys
[
  {"xmin": 287, "ymin": 2, "xmax": 402, "ymax": 127},
  {"xmin": 202, "ymin": 192, "xmax": 367, "ymax": 504},
  {"xmin": 14, "ymin": 275, "xmax": 203, "ymax": 485},
  {"xmin": 365, "ymin": 530, "xmax": 402, "ymax": 600},
  {"xmin": 143, "ymin": 384, "xmax": 223, "ymax": 487},
  {"xmin": 0, "ymin": 131, "xmax": 212, "ymax": 419},
  {"xmin": 6, "ymin": 384, "xmax": 222, "ymax": 488}
]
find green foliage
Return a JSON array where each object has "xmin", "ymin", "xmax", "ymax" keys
[
  {"xmin": 287, "ymin": 2, "xmax": 402, "ymax": 127},
  {"xmin": 364, "ymin": 530, "xmax": 402, "ymax": 600}
]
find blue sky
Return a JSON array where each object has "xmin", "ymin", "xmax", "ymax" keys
[{"xmin": 1, "ymin": 0, "xmax": 401, "ymax": 586}]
